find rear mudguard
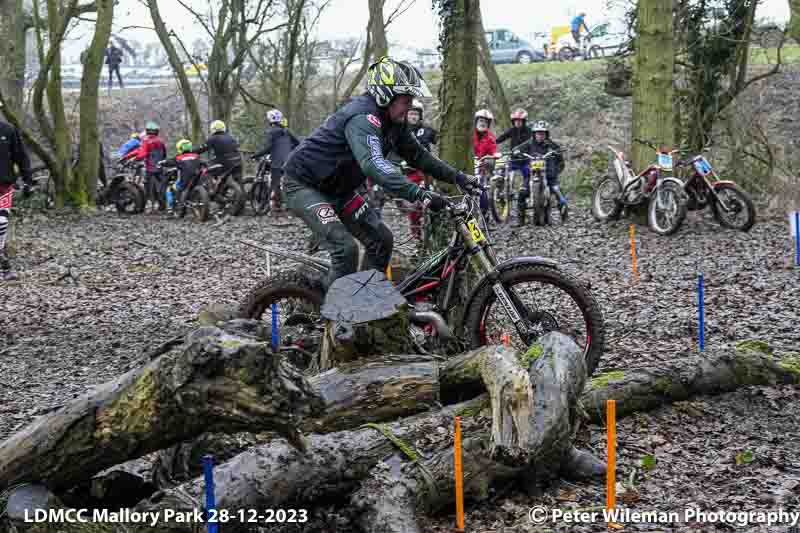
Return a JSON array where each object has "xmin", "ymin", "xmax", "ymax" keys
[{"xmin": 461, "ymin": 256, "xmax": 560, "ymax": 328}]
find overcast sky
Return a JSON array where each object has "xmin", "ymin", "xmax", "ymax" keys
[{"xmin": 62, "ymin": 0, "xmax": 791, "ymax": 60}]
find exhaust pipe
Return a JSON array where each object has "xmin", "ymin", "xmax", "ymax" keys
[{"xmin": 408, "ymin": 310, "xmax": 453, "ymax": 341}]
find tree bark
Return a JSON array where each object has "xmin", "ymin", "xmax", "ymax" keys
[
  {"xmin": 475, "ymin": 5, "xmax": 511, "ymax": 131},
  {"xmin": 791, "ymin": 0, "xmax": 800, "ymax": 42},
  {"xmin": 581, "ymin": 350, "xmax": 800, "ymax": 423},
  {"xmin": 0, "ymin": 323, "xmax": 445, "ymax": 493},
  {"xmin": 0, "ymin": 0, "xmax": 26, "ymax": 115},
  {"xmin": 426, "ymin": 0, "xmax": 479, "ymax": 254},
  {"xmin": 76, "ymin": 0, "xmax": 114, "ymax": 204},
  {"xmin": 631, "ymin": 0, "xmax": 675, "ymax": 171},
  {"xmin": 147, "ymin": 0, "xmax": 203, "ymax": 143}
]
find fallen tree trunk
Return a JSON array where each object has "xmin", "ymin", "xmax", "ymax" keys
[
  {"xmin": 0, "ymin": 324, "xmax": 440, "ymax": 492},
  {"xmin": 138, "ymin": 334, "xmax": 596, "ymax": 532},
  {"xmin": 581, "ymin": 349, "xmax": 800, "ymax": 423}
]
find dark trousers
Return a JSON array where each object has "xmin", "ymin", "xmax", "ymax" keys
[
  {"xmin": 270, "ymin": 168, "xmax": 283, "ymax": 208},
  {"xmin": 108, "ymin": 64, "xmax": 123, "ymax": 88},
  {"xmin": 285, "ymin": 177, "xmax": 393, "ymax": 290}
]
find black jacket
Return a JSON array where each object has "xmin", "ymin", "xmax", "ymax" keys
[
  {"xmin": 0, "ymin": 121, "xmax": 31, "ymax": 186},
  {"xmin": 529, "ymin": 136, "xmax": 564, "ymax": 179},
  {"xmin": 283, "ymin": 95, "xmax": 461, "ymax": 202},
  {"xmin": 410, "ymin": 124, "xmax": 438, "ymax": 152},
  {"xmin": 496, "ymin": 125, "xmax": 534, "ymax": 157},
  {"xmin": 253, "ymin": 125, "xmax": 300, "ymax": 172},
  {"xmin": 197, "ymin": 132, "xmax": 242, "ymax": 172},
  {"xmin": 105, "ymin": 46, "xmax": 123, "ymax": 66},
  {"xmin": 160, "ymin": 152, "xmax": 204, "ymax": 186}
]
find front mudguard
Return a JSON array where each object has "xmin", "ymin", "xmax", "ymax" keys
[{"xmin": 461, "ymin": 256, "xmax": 560, "ymax": 329}]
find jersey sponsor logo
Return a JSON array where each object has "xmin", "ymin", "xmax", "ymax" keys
[
  {"xmin": 0, "ymin": 189, "xmax": 13, "ymax": 210},
  {"xmin": 316, "ymin": 204, "xmax": 337, "ymax": 225},
  {"xmin": 367, "ymin": 135, "xmax": 397, "ymax": 175},
  {"xmin": 367, "ymin": 114, "xmax": 382, "ymax": 129},
  {"xmin": 417, "ymin": 128, "xmax": 425, "ymax": 137}
]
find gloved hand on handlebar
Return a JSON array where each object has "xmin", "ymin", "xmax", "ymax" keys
[
  {"xmin": 418, "ymin": 190, "xmax": 447, "ymax": 212},
  {"xmin": 456, "ymin": 172, "xmax": 480, "ymax": 191}
]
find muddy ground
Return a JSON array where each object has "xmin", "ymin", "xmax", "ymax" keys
[{"xmin": 1, "ymin": 200, "xmax": 798, "ymax": 532}]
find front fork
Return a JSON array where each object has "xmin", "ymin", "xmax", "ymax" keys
[{"xmin": 457, "ymin": 220, "xmax": 530, "ymax": 342}]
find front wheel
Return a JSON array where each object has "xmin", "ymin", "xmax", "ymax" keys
[
  {"xmin": 187, "ymin": 186, "xmax": 210, "ymax": 222},
  {"xmin": 647, "ymin": 181, "xmax": 687, "ymax": 236},
  {"xmin": 591, "ymin": 176, "xmax": 623, "ymax": 221},
  {"xmin": 464, "ymin": 264, "xmax": 605, "ymax": 376},
  {"xmin": 249, "ymin": 180, "xmax": 272, "ymax": 215},
  {"xmin": 218, "ymin": 179, "xmax": 246, "ymax": 216},
  {"xmin": 490, "ymin": 177, "xmax": 512, "ymax": 224},
  {"xmin": 533, "ymin": 182, "xmax": 548, "ymax": 226},
  {"xmin": 711, "ymin": 183, "xmax": 755, "ymax": 231}
]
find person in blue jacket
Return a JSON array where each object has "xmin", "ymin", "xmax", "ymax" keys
[
  {"xmin": 117, "ymin": 132, "xmax": 141, "ymax": 159},
  {"xmin": 571, "ymin": 12, "xmax": 590, "ymax": 46}
]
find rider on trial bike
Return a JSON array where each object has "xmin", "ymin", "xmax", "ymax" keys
[
  {"xmin": 473, "ymin": 109, "xmax": 497, "ymax": 221},
  {"xmin": 282, "ymin": 56, "xmax": 480, "ymax": 290}
]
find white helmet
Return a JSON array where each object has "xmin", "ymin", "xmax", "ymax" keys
[
  {"xmin": 267, "ymin": 109, "xmax": 283, "ymax": 125},
  {"xmin": 474, "ymin": 109, "xmax": 494, "ymax": 131},
  {"xmin": 532, "ymin": 120, "xmax": 549, "ymax": 132}
]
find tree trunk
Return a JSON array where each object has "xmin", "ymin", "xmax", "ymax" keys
[
  {"xmin": 46, "ymin": 0, "xmax": 76, "ymax": 207},
  {"xmin": 341, "ymin": 0, "xmax": 385, "ymax": 100},
  {"xmin": 631, "ymin": 0, "xmax": 675, "ymax": 171},
  {"xmin": 0, "ymin": 0, "xmax": 26, "ymax": 115},
  {"xmin": 791, "ymin": 0, "xmax": 800, "ymax": 43},
  {"xmin": 581, "ymin": 350, "xmax": 800, "ymax": 423},
  {"xmin": 0, "ymin": 322, "xmax": 444, "ymax": 493},
  {"xmin": 75, "ymin": 0, "xmax": 113, "ymax": 205},
  {"xmin": 147, "ymin": 0, "xmax": 203, "ymax": 143},
  {"xmin": 475, "ymin": 6, "xmax": 510, "ymax": 131}
]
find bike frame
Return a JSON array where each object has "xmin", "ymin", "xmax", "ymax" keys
[
  {"xmin": 608, "ymin": 146, "xmax": 683, "ymax": 206},
  {"xmin": 242, "ymin": 191, "xmax": 549, "ymax": 342},
  {"xmin": 682, "ymin": 156, "xmax": 738, "ymax": 213}
]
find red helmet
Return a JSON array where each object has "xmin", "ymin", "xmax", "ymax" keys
[{"xmin": 511, "ymin": 109, "xmax": 528, "ymax": 122}]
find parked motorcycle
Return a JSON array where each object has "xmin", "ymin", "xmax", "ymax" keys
[
  {"xmin": 678, "ymin": 152, "xmax": 755, "ymax": 231},
  {"xmin": 592, "ymin": 139, "xmax": 687, "ymax": 235},
  {"xmin": 97, "ymin": 173, "xmax": 145, "ymax": 215},
  {"xmin": 239, "ymin": 184, "xmax": 606, "ymax": 375}
]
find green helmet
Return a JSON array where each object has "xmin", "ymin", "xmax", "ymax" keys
[
  {"xmin": 176, "ymin": 139, "xmax": 193, "ymax": 154},
  {"xmin": 366, "ymin": 56, "xmax": 432, "ymax": 108},
  {"xmin": 145, "ymin": 121, "xmax": 159, "ymax": 133}
]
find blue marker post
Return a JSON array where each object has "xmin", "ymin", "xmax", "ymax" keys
[
  {"xmin": 267, "ymin": 252, "xmax": 279, "ymax": 352},
  {"xmin": 795, "ymin": 212, "xmax": 799, "ymax": 267},
  {"xmin": 202, "ymin": 455, "xmax": 219, "ymax": 533},
  {"xmin": 698, "ymin": 273, "xmax": 705, "ymax": 352}
]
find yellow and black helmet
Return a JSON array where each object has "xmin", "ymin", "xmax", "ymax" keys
[
  {"xmin": 176, "ymin": 139, "xmax": 193, "ymax": 154},
  {"xmin": 366, "ymin": 56, "xmax": 432, "ymax": 108}
]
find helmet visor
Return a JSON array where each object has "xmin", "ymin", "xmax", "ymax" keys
[{"xmin": 394, "ymin": 78, "xmax": 432, "ymax": 99}]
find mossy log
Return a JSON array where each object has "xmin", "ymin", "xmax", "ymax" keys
[
  {"xmin": 0, "ymin": 325, "xmax": 439, "ymax": 493},
  {"xmin": 581, "ymin": 349, "xmax": 800, "ymax": 423},
  {"xmin": 137, "ymin": 334, "xmax": 596, "ymax": 533}
]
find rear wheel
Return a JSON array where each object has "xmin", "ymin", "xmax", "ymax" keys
[
  {"xmin": 249, "ymin": 180, "xmax": 272, "ymax": 215},
  {"xmin": 465, "ymin": 264, "xmax": 605, "ymax": 376},
  {"xmin": 239, "ymin": 269, "xmax": 325, "ymax": 369},
  {"xmin": 711, "ymin": 183, "xmax": 755, "ymax": 231},
  {"xmin": 217, "ymin": 179, "xmax": 246, "ymax": 216},
  {"xmin": 188, "ymin": 186, "xmax": 210, "ymax": 222},
  {"xmin": 114, "ymin": 182, "xmax": 145, "ymax": 215}
]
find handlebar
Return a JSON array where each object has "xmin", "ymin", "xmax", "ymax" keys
[{"xmin": 512, "ymin": 149, "xmax": 560, "ymax": 161}]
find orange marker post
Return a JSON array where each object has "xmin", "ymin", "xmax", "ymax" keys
[
  {"xmin": 606, "ymin": 399, "xmax": 618, "ymax": 527},
  {"xmin": 501, "ymin": 332, "xmax": 510, "ymax": 347},
  {"xmin": 385, "ymin": 264, "xmax": 393, "ymax": 281},
  {"xmin": 629, "ymin": 224, "xmax": 638, "ymax": 282},
  {"xmin": 454, "ymin": 416, "xmax": 465, "ymax": 532}
]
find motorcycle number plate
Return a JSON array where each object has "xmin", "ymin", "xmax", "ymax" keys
[
  {"xmin": 693, "ymin": 157, "xmax": 712, "ymax": 176},
  {"xmin": 467, "ymin": 218, "xmax": 486, "ymax": 243},
  {"xmin": 657, "ymin": 153, "xmax": 673, "ymax": 171},
  {"xmin": 530, "ymin": 160, "xmax": 545, "ymax": 170}
]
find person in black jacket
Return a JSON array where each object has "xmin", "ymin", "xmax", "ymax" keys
[
  {"xmin": 105, "ymin": 43, "xmax": 124, "ymax": 89},
  {"xmin": 0, "ymin": 119, "xmax": 32, "ymax": 281},
  {"xmin": 283, "ymin": 56, "xmax": 479, "ymax": 290},
  {"xmin": 251, "ymin": 109, "xmax": 300, "ymax": 211},
  {"xmin": 524, "ymin": 120, "xmax": 568, "ymax": 224},
  {"xmin": 197, "ymin": 120, "xmax": 243, "ymax": 182},
  {"xmin": 496, "ymin": 109, "xmax": 534, "ymax": 225}
]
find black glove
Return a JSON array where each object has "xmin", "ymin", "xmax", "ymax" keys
[
  {"xmin": 419, "ymin": 190, "xmax": 447, "ymax": 212},
  {"xmin": 457, "ymin": 172, "xmax": 480, "ymax": 190}
]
